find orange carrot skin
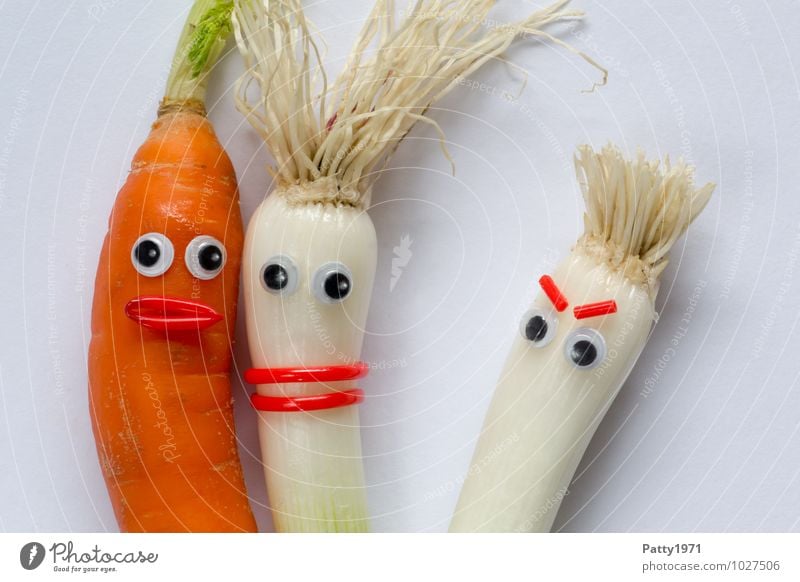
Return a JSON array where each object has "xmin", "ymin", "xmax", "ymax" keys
[{"xmin": 89, "ymin": 111, "xmax": 256, "ymax": 532}]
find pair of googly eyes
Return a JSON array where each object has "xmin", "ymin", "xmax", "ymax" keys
[
  {"xmin": 131, "ymin": 233, "xmax": 226, "ymax": 280},
  {"xmin": 260, "ymin": 255, "xmax": 353, "ymax": 304},
  {"xmin": 520, "ymin": 309, "xmax": 606, "ymax": 370}
]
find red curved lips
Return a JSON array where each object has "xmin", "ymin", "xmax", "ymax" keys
[
  {"xmin": 244, "ymin": 363, "xmax": 370, "ymax": 413},
  {"xmin": 244, "ymin": 362, "xmax": 369, "ymax": 385},
  {"xmin": 124, "ymin": 296, "xmax": 223, "ymax": 331}
]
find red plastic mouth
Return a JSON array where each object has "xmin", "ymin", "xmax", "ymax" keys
[
  {"xmin": 124, "ymin": 296, "xmax": 223, "ymax": 332},
  {"xmin": 251, "ymin": 389, "xmax": 365, "ymax": 412},
  {"xmin": 245, "ymin": 363, "xmax": 369, "ymax": 413},
  {"xmin": 244, "ymin": 362, "xmax": 369, "ymax": 385}
]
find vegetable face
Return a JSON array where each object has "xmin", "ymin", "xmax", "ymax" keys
[
  {"xmin": 233, "ymin": 0, "xmax": 601, "ymax": 532},
  {"xmin": 88, "ymin": 0, "xmax": 256, "ymax": 532},
  {"xmin": 242, "ymin": 193, "xmax": 377, "ymax": 532},
  {"xmin": 452, "ymin": 256, "xmax": 652, "ymax": 532},
  {"xmin": 451, "ymin": 144, "xmax": 714, "ymax": 532}
]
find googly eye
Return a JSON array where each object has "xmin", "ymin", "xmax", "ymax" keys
[
  {"xmin": 519, "ymin": 308, "xmax": 558, "ymax": 348},
  {"xmin": 260, "ymin": 255, "xmax": 299, "ymax": 295},
  {"xmin": 312, "ymin": 262, "xmax": 353, "ymax": 304},
  {"xmin": 563, "ymin": 327, "xmax": 606, "ymax": 370},
  {"xmin": 185, "ymin": 235, "xmax": 226, "ymax": 280},
  {"xmin": 131, "ymin": 233, "xmax": 174, "ymax": 277}
]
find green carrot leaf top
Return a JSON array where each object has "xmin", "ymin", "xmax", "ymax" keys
[{"xmin": 188, "ymin": 0, "xmax": 234, "ymax": 79}]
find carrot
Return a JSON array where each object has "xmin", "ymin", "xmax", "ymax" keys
[{"xmin": 88, "ymin": 0, "xmax": 256, "ymax": 532}]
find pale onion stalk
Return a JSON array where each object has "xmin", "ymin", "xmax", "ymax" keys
[
  {"xmin": 233, "ymin": 0, "xmax": 602, "ymax": 532},
  {"xmin": 451, "ymin": 144, "xmax": 715, "ymax": 532},
  {"xmin": 243, "ymin": 191, "xmax": 376, "ymax": 532}
]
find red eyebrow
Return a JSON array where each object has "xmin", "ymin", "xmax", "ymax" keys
[
  {"xmin": 574, "ymin": 300, "xmax": 618, "ymax": 319},
  {"xmin": 539, "ymin": 275, "xmax": 568, "ymax": 312}
]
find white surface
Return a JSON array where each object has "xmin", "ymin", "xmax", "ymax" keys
[{"xmin": 0, "ymin": 0, "xmax": 799, "ymax": 532}]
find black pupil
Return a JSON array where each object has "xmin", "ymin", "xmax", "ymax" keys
[
  {"xmin": 263, "ymin": 264, "xmax": 288, "ymax": 290},
  {"xmin": 198, "ymin": 244, "xmax": 223, "ymax": 271},
  {"xmin": 570, "ymin": 340, "xmax": 598, "ymax": 367},
  {"xmin": 135, "ymin": 239, "xmax": 160, "ymax": 267},
  {"xmin": 525, "ymin": 315, "xmax": 548, "ymax": 342},
  {"xmin": 324, "ymin": 272, "xmax": 351, "ymax": 300}
]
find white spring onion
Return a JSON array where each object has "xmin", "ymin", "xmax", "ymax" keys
[
  {"xmin": 451, "ymin": 143, "xmax": 715, "ymax": 532},
  {"xmin": 233, "ymin": 0, "xmax": 602, "ymax": 532}
]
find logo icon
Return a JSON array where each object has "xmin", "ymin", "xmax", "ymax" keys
[
  {"xmin": 390, "ymin": 234, "xmax": 413, "ymax": 291},
  {"xmin": 20, "ymin": 542, "xmax": 46, "ymax": 570}
]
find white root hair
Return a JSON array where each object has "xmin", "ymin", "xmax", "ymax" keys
[
  {"xmin": 574, "ymin": 143, "xmax": 715, "ymax": 292},
  {"xmin": 233, "ymin": 0, "xmax": 605, "ymax": 208}
]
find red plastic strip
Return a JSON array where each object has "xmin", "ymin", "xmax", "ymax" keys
[
  {"xmin": 574, "ymin": 300, "xmax": 618, "ymax": 320},
  {"xmin": 124, "ymin": 296, "xmax": 222, "ymax": 331},
  {"xmin": 251, "ymin": 389, "xmax": 364, "ymax": 412},
  {"xmin": 538, "ymin": 275, "xmax": 569, "ymax": 312},
  {"xmin": 244, "ymin": 362, "xmax": 369, "ymax": 385}
]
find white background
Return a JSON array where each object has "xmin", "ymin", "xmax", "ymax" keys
[{"xmin": 0, "ymin": 0, "xmax": 799, "ymax": 533}]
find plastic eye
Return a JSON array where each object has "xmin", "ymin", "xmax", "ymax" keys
[
  {"xmin": 260, "ymin": 255, "xmax": 299, "ymax": 295},
  {"xmin": 519, "ymin": 308, "xmax": 558, "ymax": 348},
  {"xmin": 131, "ymin": 233, "xmax": 174, "ymax": 277},
  {"xmin": 563, "ymin": 328, "xmax": 607, "ymax": 370},
  {"xmin": 185, "ymin": 235, "xmax": 226, "ymax": 280},
  {"xmin": 312, "ymin": 262, "xmax": 353, "ymax": 304}
]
